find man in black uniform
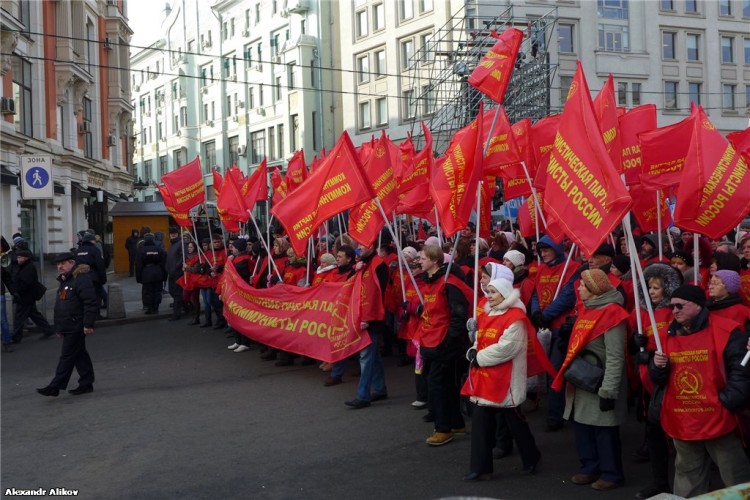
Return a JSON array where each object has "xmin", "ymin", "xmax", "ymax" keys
[
  {"xmin": 37, "ymin": 252, "xmax": 99, "ymax": 397},
  {"xmin": 136, "ymin": 233, "xmax": 167, "ymax": 314},
  {"xmin": 10, "ymin": 249, "xmax": 54, "ymax": 342},
  {"xmin": 74, "ymin": 231, "xmax": 107, "ymax": 309},
  {"xmin": 165, "ymin": 227, "xmax": 185, "ymax": 321}
]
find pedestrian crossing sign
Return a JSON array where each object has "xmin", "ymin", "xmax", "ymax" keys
[{"xmin": 20, "ymin": 155, "xmax": 54, "ymax": 200}]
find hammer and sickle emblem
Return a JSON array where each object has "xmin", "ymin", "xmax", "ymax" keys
[{"xmin": 679, "ymin": 371, "xmax": 700, "ymax": 395}]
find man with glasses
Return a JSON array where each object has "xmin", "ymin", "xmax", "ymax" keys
[{"xmin": 650, "ymin": 285, "xmax": 750, "ymax": 497}]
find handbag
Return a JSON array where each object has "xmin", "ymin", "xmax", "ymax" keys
[
  {"xmin": 564, "ymin": 350, "xmax": 604, "ymax": 393},
  {"xmin": 34, "ymin": 282, "xmax": 47, "ymax": 301}
]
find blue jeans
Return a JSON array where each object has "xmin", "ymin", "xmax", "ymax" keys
[
  {"xmin": 200, "ymin": 288, "xmax": 212, "ymax": 322},
  {"xmin": 574, "ymin": 421, "xmax": 624, "ymax": 483},
  {"xmin": 356, "ymin": 332, "xmax": 386, "ymax": 402},
  {"xmin": 331, "ymin": 359, "xmax": 347, "ymax": 380},
  {"xmin": 1, "ymin": 295, "xmax": 10, "ymax": 345}
]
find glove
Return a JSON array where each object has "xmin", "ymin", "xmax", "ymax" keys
[
  {"xmin": 636, "ymin": 350, "xmax": 650, "ymax": 365},
  {"xmin": 400, "ymin": 302, "xmax": 410, "ymax": 322},
  {"xmin": 269, "ymin": 276, "xmax": 281, "ymax": 286},
  {"xmin": 634, "ymin": 333, "xmax": 648, "ymax": 350},
  {"xmin": 531, "ymin": 311, "xmax": 547, "ymax": 329},
  {"xmin": 599, "ymin": 397, "xmax": 616, "ymax": 412},
  {"xmin": 466, "ymin": 318, "xmax": 478, "ymax": 334},
  {"xmin": 558, "ymin": 315, "xmax": 576, "ymax": 343},
  {"xmin": 467, "ymin": 348, "xmax": 477, "ymax": 362}
]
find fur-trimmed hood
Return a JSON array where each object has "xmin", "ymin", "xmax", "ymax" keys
[
  {"xmin": 484, "ymin": 288, "xmax": 525, "ymax": 315},
  {"xmin": 641, "ymin": 262, "xmax": 682, "ymax": 309},
  {"xmin": 73, "ymin": 264, "xmax": 90, "ymax": 278}
]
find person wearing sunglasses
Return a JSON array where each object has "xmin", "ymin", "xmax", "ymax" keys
[{"xmin": 650, "ymin": 285, "xmax": 750, "ymax": 497}]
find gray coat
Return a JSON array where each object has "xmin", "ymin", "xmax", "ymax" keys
[{"xmin": 563, "ymin": 288, "xmax": 629, "ymax": 427}]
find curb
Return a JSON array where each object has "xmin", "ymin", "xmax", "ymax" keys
[{"xmin": 25, "ymin": 313, "xmax": 173, "ymax": 334}]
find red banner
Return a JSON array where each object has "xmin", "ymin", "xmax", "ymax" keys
[
  {"xmin": 431, "ymin": 103, "xmax": 484, "ymax": 237},
  {"xmin": 349, "ymin": 131, "xmax": 400, "ymax": 247},
  {"xmin": 479, "ymin": 176, "xmax": 495, "ymax": 238},
  {"xmin": 160, "ymin": 155, "xmax": 205, "ymax": 212},
  {"xmin": 468, "ymin": 28, "xmax": 523, "ymax": 104},
  {"xmin": 673, "ymin": 107, "xmax": 750, "ymax": 240},
  {"xmin": 542, "ymin": 61, "xmax": 631, "ymax": 257},
  {"xmin": 220, "ymin": 260, "xmax": 371, "ymax": 362},
  {"xmin": 241, "ymin": 159, "xmax": 268, "ymax": 212},
  {"xmin": 271, "ymin": 132, "xmax": 376, "ymax": 255},
  {"xmin": 593, "ymin": 75, "xmax": 622, "ymax": 173},
  {"xmin": 619, "ymin": 104, "xmax": 657, "ymax": 186},
  {"xmin": 530, "ymin": 113, "xmax": 562, "ymax": 190},
  {"xmin": 638, "ymin": 110, "xmax": 695, "ymax": 190},
  {"xmin": 212, "ymin": 167, "xmax": 223, "ymax": 199},
  {"xmin": 396, "ymin": 123, "xmax": 434, "ymax": 218},
  {"xmin": 217, "ymin": 167, "xmax": 248, "ymax": 227},
  {"xmin": 482, "ymin": 106, "xmax": 522, "ymax": 175},
  {"xmin": 727, "ymin": 128, "xmax": 750, "ymax": 154},
  {"xmin": 271, "ymin": 167, "xmax": 286, "ymax": 205},
  {"xmin": 629, "ymin": 184, "xmax": 673, "ymax": 233},
  {"xmin": 156, "ymin": 183, "xmax": 191, "ymax": 227},
  {"xmin": 285, "ymin": 150, "xmax": 308, "ymax": 192},
  {"xmin": 502, "ymin": 176, "xmax": 532, "ymax": 200}
]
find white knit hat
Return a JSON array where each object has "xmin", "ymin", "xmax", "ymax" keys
[
  {"xmin": 503, "ymin": 250, "xmax": 526, "ymax": 268},
  {"xmin": 488, "ymin": 277, "xmax": 514, "ymax": 299},
  {"xmin": 401, "ymin": 246, "xmax": 418, "ymax": 261},
  {"xmin": 485, "ymin": 262, "xmax": 514, "ymax": 283}
]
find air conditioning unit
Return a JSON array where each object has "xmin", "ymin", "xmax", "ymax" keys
[
  {"xmin": 229, "ymin": 74, "xmax": 237, "ymax": 81},
  {"xmin": 242, "ymin": 29, "xmax": 250, "ymax": 37},
  {"xmin": 205, "ymin": 120, "xmax": 214, "ymax": 126},
  {"xmin": 107, "ymin": 0, "xmax": 117, "ymax": 5},
  {"xmin": 149, "ymin": 72, "xmax": 158, "ymax": 80},
  {"xmin": 254, "ymin": 64, "xmax": 263, "ymax": 71},
  {"xmin": 272, "ymin": 55, "xmax": 281, "ymax": 64},
  {"xmin": 232, "ymin": 115, "xmax": 239, "ymax": 122},
  {"xmin": 133, "ymin": 84, "xmax": 140, "ymax": 92},
  {"xmin": 236, "ymin": 100, "xmax": 245, "ymax": 109},
  {"xmin": 108, "ymin": 134, "xmax": 117, "ymax": 146},
  {"xmin": 237, "ymin": 145, "xmax": 247, "ymax": 156},
  {"xmin": 201, "ymin": 39, "xmax": 212, "ymax": 49},
  {"xmin": 79, "ymin": 121, "xmax": 92, "ymax": 134},
  {"xmin": 144, "ymin": 111, "xmax": 151, "ymax": 117},
  {"xmin": 0, "ymin": 97, "xmax": 16, "ymax": 115},
  {"xmin": 286, "ymin": 0, "xmax": 309, "ymax": 13},
  {"xmin": 201, "ymin": 86, "xmax": 209, "ymax": 94},
  {"xmin": 103, "ymin": 37, "xmax": 113, "ymax": 50},
  {"xmin": 255, "ymin": 107, "xmax": 265, "ymax": 116}
]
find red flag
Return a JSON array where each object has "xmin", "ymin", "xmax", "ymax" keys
[
  {"xmin": 619, "ymin": 104, "xmax": 657, "ymax": 186},
  {"xmin": 638, "ymin": 111, "xmax": 696, "ymax": 190},
  {"xmin": 482, "ymin": 106, "xmax": 522, "ymax": 175},
  {"xmin": 431, "ymin": 103, "xmax": 485, "ymax": 237},
  {"xmin": 517, "ymin": 194, "xmax": 540, "ymax": 239},
  {"xmin": 673, "ymin": 107, "xmax": 750, "ymax": 239},
  {"xmin": 217, "ymin": 169, "xmax": 248, "ymax": 227},
  {"xmin": 417, "ymin": 219, "xmax": 427, "ymax": 240},
  {"xmin": 349, "ymin": 131, "xmax": 400, "ymax": 247},
  {"xmin": 629, "ymin": 184, "xmax": 673, "ymax": 233},
  {"xmin": 397, "ymin": 134, "xmax": 416, "ymax": 180},
  {"xmin": 397, "ymin": 123, "xmax": 434, "ymax": 218},
  {"xmin": 271, "ymin": 167, "xmax": 287, "ymax": 205},
  {"xmin": 160, "ymin": 155, "xmax": 205, "ymax": 212},
  {"xmin": 285, "ymin": 150, "xmax": 308, "ymax": 192},
  {"xmin": 502, "ymin": 175, "xmax": 532, "ymax": 200},
  {"xmin": 479, "ymin": 176, "xmax": 495, "ymax": 238},
  {"xmin": 271, "ymin": 132, "xmax": 376, "ymax": 255},
  {"xmin": 542, "ymin": 61, "xmax": 631, "ymax": 257},
  {"xmin": 156, "ymin": 183, "xmax": 191, "ymax": 227},
  {"xmin": 241, "ymin": 159, "xmax": 268, "ymax": 212},
  {"xmin": 212, "ymin": 167, "xmax": 223, "ymax": 199},
  {"xmin": 530, "ymin": 113, "xmax": 562, "ymax": 191},
  {"xmin": 468, "ymin": 28, "xmax": 523, "ymax": 104},
  {"xmin": 592, "ymin": 75, "xmax": 622, "ymax": 173},
  {"xmin": 727, "ymin": 128, "xmax": 750, "ymax": 154}
]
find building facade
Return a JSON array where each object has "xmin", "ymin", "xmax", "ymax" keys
[
  {"xmin": 130, "ymin": 0, "xmax": 338, "ymax": 208},
  {"xmin": 0, "ymin": 0, "xmax": 135, "ymax": 256}
]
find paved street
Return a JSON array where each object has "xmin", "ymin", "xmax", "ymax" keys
[{"xmin": 2, "ymin": 317, "xmax": 653, "ymax": 500}]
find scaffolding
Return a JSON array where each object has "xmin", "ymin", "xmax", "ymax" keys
[{"xmin": 405, "ymin": 1, "xmax": 560, "ymax": 155}]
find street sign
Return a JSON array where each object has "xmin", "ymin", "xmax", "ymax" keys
[{"xmin": 19, "ymin": 155, "xmax": 54, "ymax": 200}]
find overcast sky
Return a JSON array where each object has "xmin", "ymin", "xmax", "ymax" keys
[{"xmin": 128, "ymin": 0, "xmax": 168, "ymax": 51}]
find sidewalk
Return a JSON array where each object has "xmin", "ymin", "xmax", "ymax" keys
[{"xmin": 37, "ymin": 262, "xmax": 172, "ymax": 328}]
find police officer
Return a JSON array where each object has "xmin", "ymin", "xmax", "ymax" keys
[
  {"xmin": 36, "ymin": 252, "xmax": 99, "ymax": 397},
  {"xmin": 74, "ymin": 231, "xmax": 107, "ymax": 309},
  {"xmin": 136, "ymin": 233, "xmax": 167, "ymax": 314}
]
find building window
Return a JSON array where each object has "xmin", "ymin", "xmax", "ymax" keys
[
  {"xmin": 746, "ymin": 85, "xmax": 750, "ymax": 109},
  {"xmin": 597, "ymin": 0, "xmax": 629, "ymax": 19},
  {"xmin": 664, "ymin": 81, "xmax": 678, "ymax": 109},
  {"xmin": 312, "ymin": 111, "xmax": 318, "ymax": 151},
  {"xmin": 359, "ymin": 101, "xmax": 371, "ymax": 129},
  {"xmin": 11, "ymin": 55, "xmax": 32, "ymax": 137},
  {"xmin": 632, "ymin": 82, "xmax": 641, "ymax": 105},
  {"xmin": 722, "ymin": 36, "xmax": 734, "ymax": 63},
  {"xmin": 688, "ymin": 82, "xmax": 702, "ymax": 105},
  {"xmin": 290, "ymin": 114, "xmax": 298, "ymax": 151},
  {"xmin": 159, "ymin": 156, "xmax": 168, "ymax": 176},
  {"xmin": 277, "ymin": 124, "xmax": 284, "ymax": 157},
  {"xmin": 662, "ymin": 32, "xmax": 676, "ymax": 59},
  {"xmin": 251, "ymin": 131, "xmax": 265, "ymax": 164},
  {"xmin": 598, "ymin": 25, "xmax": 629, "ymax": 52},
  {"xmin": 686, "ymin": 33, "xmax": 700, "ymax": 61},
  {"xmin": 400, "ymin": 0, "xmax": 413, "ymax": 20},
  {"xmin": 259, "ymin": 84, "xmax": 264, "ymax": 106},
  {"xmin": 559, "ymin": 24, "xmax": 574, "ymax": 53},
  {"xmin": 420, "ymin": 33, "xmax": 435, "ymax": 63},
  {"xmin": 401, "ymin": 39, "xmax": 415, "ymax": 69},
  {"xmin": 272, "ymin": 0, "xmax": 278, "ymax": 15},
  {"xmin": 255, "ymin": 3, "xmax": 260, "ymax": 24},
  {"xmin": 143, "ymin": 160, "xmax": 153, "ymax": 184},
  {"xmin": 204, "ymin": 141, "xmax": 216, "ymax": 170},
  {"xmin": 402, "ymin": 89, "xmax": 416, "ymax": 119},
  {"xmin": 723, "ymin": 83, "xmax": 736, "ymax": 110},
  {"xmin": 744, "ymin": 38, "xmax": 750, "ymax": 63},
  {"xmin": 82, "ymin": 97, "xmax": 93, "ymax": 158},
  {"xmin": 373, "ymin": 4, "xmax": 385, "ymax": 31},
  {"xmin": 719, "ymin": 0, "xmax": 731, "ymax": 16},
  {"xmin": 375, "ymin": 49, "xmax": 386, "ymax": 77},
  {"xmin": 617, "ymin": 82, "xmax": 627, "ymax": 106},
  {"xmin": 275, "ymin": 76, "xmax": 282, "ymax": 101},
  {"xmin": 422, "ymin": 85, "xmax": 435, "ymax": 115},
  {"xmin": 685, "ymin": 0, "xmax": 698, "ymax": 13},
  {"xmin": 420, "ymin": 0, "xmax": 433, "ymax": 13},
  {"xmin": 744, "ymin": 0, "xmax": 750, "ymax": 16},
  {"xmin": 560, "ymin": 75, "xmax": 573, "ymax": 105},
  {"xmin": 268, "ymin": 126, "xmax": 276, "ymax": 160},
  {"xmin": 376, "ymin": 97, "xmax": 388, "ymax": 125},
  {"xmin": 660, "ymin": 0, "xmax": 673, "ymax": 10},
  {"xmin": 356, "ymin": 10, "xmax": 368, "ymax": 38},
  {"xmin": 357, "ymin": 55, "xmax": 370, "ymax": 84},
  {"xmin": 174, "ymin": 149, "xmax": 185, "ymax": 168}
]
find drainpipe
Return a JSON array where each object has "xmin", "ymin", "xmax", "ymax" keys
[{"xmin": 209, "ymin": 5, "xmax": 227, "ymax": 170}]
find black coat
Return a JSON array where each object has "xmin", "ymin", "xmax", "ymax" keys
[
  {"xmin": 418, "ymin": 264, "xmax": 470, "ymax": 361},
  {"xmin": 136, "ymin": 242, "xmax": 167, "ymax": 284},
  {"xmin": 10, "ymin": 259, "xmax": 40, "ymax": 305},
  {"xmin": 75, "ymin": 241, "xmax": 107, "ymax": 285},
  {"xmin": 54, "ymin": 264, "xmax": 99, "ymax": 333}
]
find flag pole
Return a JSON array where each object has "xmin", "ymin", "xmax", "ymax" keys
[
  {"xmin": 693, "ymin": 233, "xmax": 700, "ymax": 284},
  {"xmin": 444, "ymin": 234, "xmax": 460, "ymax": 283},
  {"xmin": 305, "ymin": 236, "xmax": 313, "ymax": 286},
  {"xmin": 656, "ymin": 191, "xmax": 663, "ymax": 261},
  {"xmin": 204, "ymin": 204, "xmax": 216, "ymax": 262},
  {"xmin": 394, "ymin": 211, "xmax": 408, "ymax": 305},
  {"xmin": 553, "ymin": 242, "xmax": 575, "ymax": 301},
  {"xmin": 247, "ymin": 209, "xmax": 283, "ymax": 281},
  {"xmin": 532, "ymin": 195, "xmax": 541, "ymax": 265},
  {"xmin": 521, "ymin": 161, "xmax": 548, "ymax": 228},
  {"xmin": 434, "ymin": 206, "xmax": 443, "ymax": 246},
  {"xmin": 472, "ymin": 180, "xmax": 482, "ymax": 322},
  {"xmin": 375, "ymin": 199, "xmax": 423, "ymax": 304}
]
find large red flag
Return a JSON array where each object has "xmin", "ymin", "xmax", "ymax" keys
[
  {"xmin": 542, "ymin": 61, "xmax": 631, "ymax": 257},
  {"xmin": 285, "ymin": 149, "xmax": 308, "ymax": 192},
  {"xmin": 397, "ymin": 122, "xmax": 434, "ymax": 218},
  {"xmin": 156, "ymin": 183, "xmax": 191, "ymax": 227},
  {"xmin": 638, "ymin": 110, "xmax": 695, "ymax": 190},
  {"xmin": 431, "ymin": 103, "xmax": 485, "ymax": 237},
  {"xmin": 397, "ymin": 134, "xmax": 416, "ymax": 180},
  {"xmin": 618, "ymin": 104, "xmax": 657, "ymax": 186},
  {"xmin": 502, "ymin": 175, "xmax": 532, "ymax": 200},
  {"xmin": 160, "ymin": 155, "xmax": 205, "ymax": 212},
  {"xmin": 517, "ymin": 193, "xmax": 542, "ymax": 239},
  {"xmin": 271, "ymin": 132, "xmax": 376, "ymax": 255},
  {"xmin": 629, "ymin": 184, "xmax": 673, "ymax": 233},
  {"xmin": 242, "ymin": 159, "xmax": 268, "ymax": 213},
  {"xmin": 349, "ymin": 131, "xmax": 400, "ymax": 247},
  {"xmin": 727, "ymin": 128, "xmax": 750, "ymax": 154},
  {"xmin": 271, "ymin": 167, "xmax": 286, "ymax": 205},
  {"xmin": 530, "ymin": 113, "xmax": 562, "ymax": 190},
  {"xmin": 468, "ymin": 28, "xmax": 523, "ymax": 104},
  {"xmin": 479, "ymin": 175, "xmax": 495, "ymax": 238},
  {"xmin": 212, "ymin": 167, "xmax": 223, "ymax": 199},
  {"xmin": 673, "ymin": 107, "xmax": 750, "ymax": 239},
  {"xmin": 592, "ymin": 75, "xmax": 622, "ymax": 173},
  {"xmin": 216, "ymin": 169, "xmax": 248, "ymax": 232},
  {"xmin": 482, "ymin": 106, "xmax": 522, "ymax": 175}
]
